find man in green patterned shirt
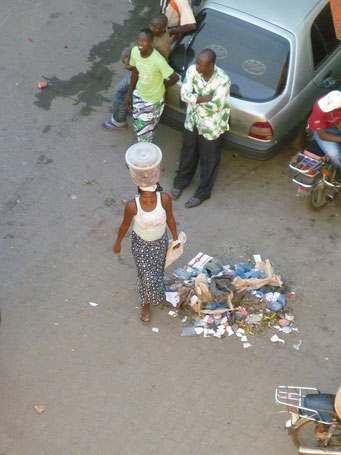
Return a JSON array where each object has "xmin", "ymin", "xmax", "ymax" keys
[{"xmin": 171, "ymin": 48, "xmax": 231, "ymax": 208}]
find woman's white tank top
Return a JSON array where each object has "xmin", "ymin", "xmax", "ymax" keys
[{"xmin": 132, "ymin": 192, "xmax": 167, "ymax": 241}]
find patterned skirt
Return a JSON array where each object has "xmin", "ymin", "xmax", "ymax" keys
[
  {"xmin": 132, "ymin": 89, "xmax": 165, "ymax": 143},
  {"xmin": 131, "ymin": 230, "xmax": 168, "ymax": 306}
]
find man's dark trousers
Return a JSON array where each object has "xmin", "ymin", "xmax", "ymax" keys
[{"xmin": 173, "ymin": 126, "xmax": 222, "ymax": 201}]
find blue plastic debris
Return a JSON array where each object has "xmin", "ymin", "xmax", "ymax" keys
[
  {"xmin": 267, "ymin": 293, "xmax": 286, "ymax": 312},
  {"xmin": 233, "ymin": 263, "xmax": 252, "ymax": 278},
  {"xmin": 244, "ymin": 270, "xmax": 266, "ymax": 279},
  {"xmin": 250, "ymin": 290, "xmax": 265, "ymax": 298},
  {"xmin": 233, "ymin": 263, "xmax": 266, "ymax": 279},
  {"xmin": 181, "ymin": 325, "xmax": 196, "ymax": 336},
  {"xmin": 173, "ymin": 267, "xmax": 201, "ymax": 280},
  {"xmin": 209, "ymin": 301, "xmax": 227, "ymax": 310}
]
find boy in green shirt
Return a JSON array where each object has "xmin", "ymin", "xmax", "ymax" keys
[{"xmin": 127, "ymin": 28, "xmax": 178, "ymax": 142}]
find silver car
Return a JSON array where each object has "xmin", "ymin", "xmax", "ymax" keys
[{"xmin": 163, "ymin": 0, "xmax": 341, "ymax": 159}]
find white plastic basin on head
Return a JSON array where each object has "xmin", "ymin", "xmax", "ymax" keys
[
  {"xmin": 125, "ymin": 143, "xmax": 163, "ymax": 187},
  {"xmin": 125, "ymin": 143, "xmax": 162, "ymax": 170}
]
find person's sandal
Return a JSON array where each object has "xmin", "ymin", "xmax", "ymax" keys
[
  {"xmin": 185, "ymin": 197, "xmax": 202, "ymax": 208},
  {"xmin": 140, "ymin": 312, "xmax": 150, "ymax": 324},
  {"xmin": 171, "ymin": 187, "xmax": 182, "ymax": 200}
]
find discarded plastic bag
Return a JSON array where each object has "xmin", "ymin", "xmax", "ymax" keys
[
  {"xmin": 233, "ymin": 263, "xmax": 266, "ymax": 279},
  {"xmin": 210, "ymin": 276, "xmax": 234, "ymax": 296},
  {"xmin": 194, "ymin": 273, "xmax": 212, "ymax": 302},
  {"xmin": 165, "ymin": 231, "xmax": 187, "ymax": 269},
  {"xmin": 201, "ymin": 307, "xmax": 229, "ymax": 315},
  {"xmin": 270, "ymin": 334, "xmax": 285, "ymax": 344},
  {"xmin": 210, "ymin": 275, "xmax": 235, "ymax": 310},
  {"xmin": 232, "ymin": 259, "xmax": 282, "ymax": 292},
  {"xmin": 178, "ymin": 286, "xmax": 192, "ymax": 307},
  {"xmin": 173, "ymin": 267, "xmax": 193, "ymax": 280},
  {"xmin": 165, "ymin": 291, "xmax": 180, "ymax": 307},
  {"xmin": 182, "ymin": 325, "xmax": 196, "ymax": 337},
  {"xmin": 203, "ymin": 258, "xmax": 224, "ymax": 277},
  {"xmin": 266, "ymin": 292, "xmax": 286, "ymax": 312}
]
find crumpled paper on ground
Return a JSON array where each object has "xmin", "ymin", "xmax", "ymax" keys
[
  {"xmin": 232, "ymin": 260, "xmax": 282, "ymax": 292},
  {"xmin": 194, "ymin": 273, "xmax": 212, "ymax": 302}
]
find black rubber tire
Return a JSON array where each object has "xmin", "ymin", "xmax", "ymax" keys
[{"xmin": 305, "ymin": 181, "xmax": 328, "ymax": 211}]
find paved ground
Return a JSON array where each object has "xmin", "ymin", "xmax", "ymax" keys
[{"xmin": 1, "ymin": 1, "xmax": 341, "ymax": 454}]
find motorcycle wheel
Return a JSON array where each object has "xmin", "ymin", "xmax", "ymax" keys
[
  {"xmin": 305, "ymin": 181, "xmax": 328, "ymax": 211},
  {"xmin": 291, "ymin": 420, "xmax": 341, "ymax": 448}
]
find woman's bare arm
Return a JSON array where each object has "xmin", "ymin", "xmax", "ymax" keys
[
  {"xmin": 161, "ymin": 192, "xmax": 178, "ymax": 242},
  {"xmin": 113, "ymin": 200, "xmax": 136, "ymax": 254}
]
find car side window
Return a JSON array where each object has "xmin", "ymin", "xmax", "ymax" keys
[{"xmin": 311, "ymin": 3, "xmax": 340, "ymax": 68}]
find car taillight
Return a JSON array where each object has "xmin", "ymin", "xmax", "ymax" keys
[{"xmin": 248, "ymin": 122, "xmax": 274, "ymax": 140}]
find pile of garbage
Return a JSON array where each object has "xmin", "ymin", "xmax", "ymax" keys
[{"xmin": 165, "ymin": 253, "xmax": 298, "ymax": 347}]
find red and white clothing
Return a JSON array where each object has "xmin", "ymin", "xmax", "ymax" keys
[
  {"xmin": 308, "ymin": 97, "xmax": 341, "ymax": 132},
  {"xmin": 309, "ymin": 96, "xmax": 341, "ymax": 169}
]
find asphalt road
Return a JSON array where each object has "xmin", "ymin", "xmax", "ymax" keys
[{"xmin": 1, "ymin": 1, "xmax": 341, "ymax": 454}]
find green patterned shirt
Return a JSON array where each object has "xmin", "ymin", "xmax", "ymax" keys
[{"xmin": 181, "ymin": 64, "xmax": 231, "ymax": 140}]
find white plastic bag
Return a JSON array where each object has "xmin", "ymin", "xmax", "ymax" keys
[{"xmin": 165, "ymin": 231, "xmax": 187, "ymax": 269}]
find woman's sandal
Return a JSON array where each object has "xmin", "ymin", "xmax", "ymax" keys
[{"xmin": 140, "ymin": 313, "xmax": 150, "ymax": 324}]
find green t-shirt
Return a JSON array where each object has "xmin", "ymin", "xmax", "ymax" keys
[{"xmin": 129, "ymin": 46, "xmax": 174, "ymax": 103}]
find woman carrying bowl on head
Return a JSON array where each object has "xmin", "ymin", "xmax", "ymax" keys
[{"xmin": 113, "ymin": 182, "xmax": 179, "ymax": 323}]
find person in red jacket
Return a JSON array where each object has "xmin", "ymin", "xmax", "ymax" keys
[{"xmin": 308, "ymin": 90, "xmax": 341, "ymax": 168}]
